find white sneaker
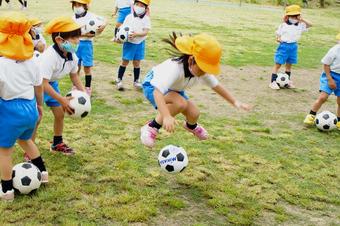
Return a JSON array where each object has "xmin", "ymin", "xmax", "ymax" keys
[
  {"xmin": 269, "ymin": 81, "xmax": 280, "ymax": 90},
  {"xmin": 140, "ymin": 123, "xmax": 158, "ymax": 148},
  {"xmin": 134, "ymin": 81, "xmax": 143, "ymax": 90},
  {"xmin": 0, "ymin": 185, "xmax": 14, "ymax": 202},
  {"xmin": 41, "ymin": 171, "xmax": 49, "ymax": 184},
  {"xmin": 116, "ymin": 79, "xmax": 124, "ymax": 91}
]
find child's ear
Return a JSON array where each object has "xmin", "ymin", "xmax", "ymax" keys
[{"xmin": 55, "ymin": 36, "xmax": 63, "ymax": 44}]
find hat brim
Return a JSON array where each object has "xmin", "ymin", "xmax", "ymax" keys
[{"xmin": 196, "ymin": 57, "xmax": 221, "ymax": 75}]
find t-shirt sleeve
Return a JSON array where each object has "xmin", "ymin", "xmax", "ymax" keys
[
  {"xmin": 321, "ymin": 46, "xmax": 337, "ymax": 65},
  {"xmin": 144, "ymin": 16, "xmax": 151, "ymax": 30},
  {"xmin": 201, "ymin": 74, "xmax": 219, "ymax": 88},
  {"xmin": 33, "ymin": 64, "xmax": 43, "ymax": 86},
  {"xmin": 39, "ymin": 51, "xmax": 54, "ymax": 80},
  {"xmin": 275, "ymin": 24, "xmax": 283, "ymax": 36},
  {"xmin": 299, "ymin": 22, "xmax": 308, "ymax": 32},
  {"xmin": 150, "ymin": 62, "xmax": 181, "ymax": 94}
]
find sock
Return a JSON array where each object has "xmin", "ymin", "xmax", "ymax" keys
[
  {"xmin": 118, "ymin": 66, "xmax": 126, "ymax": 80},
  {"xmin": 31, "ymin": 156, "xmax": 46, "ymax": 172},
  {"xmin": 18, "ymin": 0, "xmax": 23, "ymax": 5},
  {"xmin": 85, "ymin": 75, "xmax": 92, "ymax": 88},
  {"xmin": 149, "ymin": 119, "xmax": 162, "ymax": 130},
  {"xmin": 114, "ymin": 27, "xmax": 118, "ymax": 36},
  {"xmin": 186, "ymin": 122, "xmax": 198, "ymax": 130},
  {"xmin": 1, "ymin": 179, "xmax": 13, "ymax": 193},
  {"xmin": 133, "ymin": 68, "xmax": 141, "ymax": 82},
  {"xmin": 24, "ymin": 0, "xmax": 27, "ymax": 7},
  {"xmin": 271, "ymin": 73, "xmax": 278, "ymax": 82},
  {"xmin": 285, "ymin": 71, "xmax": 291, "ymax": 79},
  {"xmin": 53, "ymin": 136, "xmax": 63, "ymax": 146},
  {"xmin": 309, "ymin": 110, "xmax": 317, "ymax": 116}
]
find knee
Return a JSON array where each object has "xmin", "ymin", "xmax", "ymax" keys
[
  {"xmin": 191, "ymin": 107, "xmax": 200, "ymax": 119},
  {"xmin": 175, "ymin": 99, "xmax": 188, "ymax": 112},
  {"xmin": 133, "ymin": 60, "xmax": 140, "ymax": 67},
  {"xmin": 84, "ymin": 67, "xmax": 92, "ymax": 74},
  {"xmin": 122, "ymin": 60, "xmax": 129, "ymax": 67}
]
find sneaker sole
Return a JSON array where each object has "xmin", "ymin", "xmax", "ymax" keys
[{"xmin": 50, "ymin": 148, "xmax": 75, "ymax": 156}]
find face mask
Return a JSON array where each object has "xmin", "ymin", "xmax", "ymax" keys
[
  {"xmin": 134, "ymin": 5, "xmax": 145, "ymax": 15},
  {"xmin": 288, "ymin": 18, "xmax": 298, "ymax": 24},
  {"xmin": 61, "ymin": 40, "xmax": 78, "ymax": 53},
  {"xmin": 32, "ymin": 27, "xmax": 43, "ymax": 35},
  {"xmin": 74, "ymin": 6, "xmax": 85, "ymax": 15}
]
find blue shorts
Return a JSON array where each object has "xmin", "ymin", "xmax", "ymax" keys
[
  {"xmin": 117, "ymin": 7, "xmax": 131, "ymax": 24},
  {"xmin": 76, "ymin": 40, "xmax": 93, "ymax": 67},
  {"xmin": 44, "ymin": 81, "xmax": 61, "ymax": 107},
  {"xmin": 142, "ymin": 70, "xmax": 189, "ymax": 109},
  {"xmin": 274, "ymin": 42, "xmax": 298, "ymax": 65},
  {"xmin": 0, "ymin": 98, "xmax": 38, "ymax": 148},
  {"xmin": 319, "ymin": 71, "xmax": 340, "ymax": 96},
  {"xmin": 122, "ymin": 41, "xmax": 145, "ymax": 61}
]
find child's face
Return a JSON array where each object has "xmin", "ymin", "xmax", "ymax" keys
[
  {"xmin": 56, "ymin": 36, "xmax": 80, "ymax": 53},
  {"xmin": 188, "ymin": 57, "xmax": 206, "ymax": 77}
]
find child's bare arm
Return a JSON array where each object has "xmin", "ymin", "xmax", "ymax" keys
[
  {"xmin": 299, "ymin": 16, "xmax": 312, "ymax": 28},
  {"xmin": 70, "ymin": 73, "xmax": 86, "ymax": 92},
  {"xmin": 324, "ymin": 64, "xmax": 336, "ymax": 89},
  {"xmin": 154, "ymin": 88, "xmax": 176, "ymax": 132},
  {"xmin": 112, "ymin": 7, "xmax": 118, "ymax": 16},
  {"xmin": 129, "ymin": 28, "xmax": 149, "ymax": 39},
  {"xmin": 212, "ymin": 84, "xmax": 251, "ymax": 111}
]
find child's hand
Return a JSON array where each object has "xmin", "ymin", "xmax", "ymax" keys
[
  {"xmin": 97, "ymin": 25, "xmax": 106, "ymax": 33},
  {"xmin": 234, "ymin": 101, "xmax": 252, "ymax": 111},
  {"xmin": 163, "ymin": 116, "xmax": 177, "ymax": 133},
  {"xmin": 128, "ymin": 32, "xmax": 137, "ymax": 39},
  {"xmin": 61, "ymin": 96, "xmax": 75, "ymax": 115},
  {"xmin": 328, "ymin": 79, "xmax": 337, "ymax": 90}
]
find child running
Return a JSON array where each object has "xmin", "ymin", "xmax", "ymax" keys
[
  {"xmin": 140, "ymin": 33, "xmax": 251, "ymax": 148},
  {"xmin": 303, "ymin": 33, "xmax": 340, "ymax": 129},
  {"xmin": 0, "ymin": 12, "xmax": 48, "ymax": 201}
]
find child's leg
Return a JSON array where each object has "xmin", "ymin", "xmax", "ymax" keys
[
  {"xmin": 337, "ymin": 96, "xmax": 340, "ymax": 122},
  {"xmin": 17, "ymin": 140, "xmax": 46, "ymax": 172},
  {"xmin": 51, "ymin": 106, "xmax": 64, "ymax": 145},
  {"xmin": 84, "ymin": 66, "xmax": 92, "ymax": 89},
  {"xmin": 0, "ymin": 147, "xmax": 14, "ymax": 195},
  {"xmin": 114, "ymin": 23, "xmax": 122, "ymax": 36},
  {"xmin": 132, "ymin": 60, "xmax": 141, "ymax": 82},
  {"xmin": 271, "ymin": 63, "xmax": 281, "ymax": 82},
  {"xmin": 285, "ymin": 63, "xmax": 292, "ymax": 78},
  {"xmin": 118, "ymin": 60, "xmax": 129, "ymax": 80},
  {"xmin": 182, "ymin": 101, "xmax": 208, "ymax": 140},
  {"xmin": 311, "ymin": 92, "xmax": 329, "ymax": 113}
]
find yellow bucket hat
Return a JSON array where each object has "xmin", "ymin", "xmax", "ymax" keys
[
  {"xmin": 70, "ymin": 0, "xmax": 91, "ymax": 4},
  {"xmin": 336, "ymin": 33, "xmax": 340, "ymax": 40},
  {"xmin": 285, "ymin": 5, "xmax": 301, "ymax": 16},
  {"xmin": 0, "ymin": 11, "xmax": 34, "ymax": 60},
  {"xmin": 30, "ymin": 18, "xmax": 42, "ymax": 26},
  {"xmin": 45, "ymin": 16, "xmax": 81, "ymax": 34},
  {"xmin": 175, "ymin": 33, "xmax": 222, "ymax": 75},
  {"xmin": 136, "ymin": 0, "xmax": 151, "ymax": 6}
]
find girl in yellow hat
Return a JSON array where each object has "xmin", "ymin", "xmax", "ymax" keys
[
  {"xmin": 0, "ymin": 12, "xmax": 48, "ymax": 201},
  {"xmin": 269, "ymin": 4, "xmax": 312, "ymax": 90},
  {"xmin": 115, "ymin": 0, "xmax": 151, "ymax": 91},
  {"xmin": 71, "ymin": 0, "xmax": 107, "ymax": 96},
  {"xmin": 33, "ymin": 16, "xmax": 86, "ymax": 156},
  {"xmin": 303, "ymin": 33, "xmax": 340, "ymax": 129},
  {"xmin": 140, "ymin": 32, "xmax": 251, "ymax": 148}
]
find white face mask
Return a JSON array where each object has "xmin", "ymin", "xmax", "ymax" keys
[
  {"xmin": 74, "ymin": 6, "xmax": 85, "ymax": 15},
  {"xmin": 288, "ymin": 18, "xmax": 298, "ymax": 24},
  {"xmin": 32, "ymin": 26, "xmax": 43, "ymax": 35},
  {"xmin": 134, "ymin": 5, "xmax": 145, "ymax": 15}
]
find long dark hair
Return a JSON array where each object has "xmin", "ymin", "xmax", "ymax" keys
[{"xmin": 162, "ymin": 32, "xmax": 193, "ymax": 78}]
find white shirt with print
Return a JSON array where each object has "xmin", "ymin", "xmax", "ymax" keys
[
  {"xmin": 321, "ymin": 44, "xmax": 340, "ymax": 74},
  {"xmin": 276, "ymin": 22, "xmax": 308, "ymax": 43},
  {"xmin": 122, "ymin": 13, "xmax": 151, "ymax": 44}
]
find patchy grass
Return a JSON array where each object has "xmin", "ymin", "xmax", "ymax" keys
[{"xmin": 0, "ymin": 0, "xmax": 340, "ymax": 225}]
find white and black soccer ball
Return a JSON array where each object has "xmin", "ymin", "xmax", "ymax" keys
[
  {"xmin": 276, "ymin": 73, "xmax": 290, "ymax": 88},
  {"xmin": 66, "ymin": 90, "xmax": 91, "ymax": 118},
  {"xmin": 116, "ymin": 26, "xmax": 131, "ymax": 42},
  {"xmin": 12, "ymin": 162, "xmax": 41, "ymax": 194},
  {"xmin": 158, "ymin": 145, "xmax": 188, "ymax": 174},
  {"xmin": 315, "ymin": 111, "xmax": 338, "ymax": 131},
  {"xmin": 85, "ymin": 16, "xmax": 105, "ymax": 35}
]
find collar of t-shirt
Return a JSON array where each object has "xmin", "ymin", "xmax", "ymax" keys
[
  {"xmin": 32, "ymin": 34, "xmax": 40, "ymax": 40},
  {"xmin": 133, "ymin": 11, "xmax": 146, "ymax": 19},
  {"xmin": 286, "ymin": 21, "xmax": 299, "ymax": 26},
  {"xmin": 75, "ymin": 11, "xmax": 88, "ymax": 19},
  {"xmin": 53, "ymin": 44, "xmax": 73, "ymax": 61}
]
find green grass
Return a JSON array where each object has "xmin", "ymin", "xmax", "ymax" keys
[{"xmin": 1, "ymin": 0, "xmax": 340, "ymax": 225}]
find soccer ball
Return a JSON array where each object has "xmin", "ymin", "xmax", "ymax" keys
[
  {"xmin": 116, "ymin": 26, "xmax": 131, "ymax": 42},
  {"xmin": 276, "ymin": 73, "xmax": 290, "ymax": 88},
  {"xmin": 65, "ymin": 90, "xmax": 91, "ymax": 118},
  {"xmin": 12, "ymin": 162, "xmax": 41, "ymax": 194},
  {"xmin": 315, "ymin": 111, "xmax": 338, "ymax": 131},
  {"xmin": 85, "ymin": 16, "xmax": 105, "ymax": 35},
  {"xmin": 158, "ymin": 145, "xmax": 188, "ymax": 174}
]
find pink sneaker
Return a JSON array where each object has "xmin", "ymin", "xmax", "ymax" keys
[
  {"xmin": 184, "ymin": 123, "xmax": 208, "ymax": 140},
  {"xmin": 140, "ymin": 123, "xmax": 158, "ymax": 148},
  {"xmin": 0, "ymin": 186, "xmax": 14, "ymax": 202},
  {"xmin": 24, "ymin": 153, "xmax": 31, "ymax": 162},
  {"xmin": 41, "ymin": 171, "xmax": 49, "ymax": 183},
  {"xmin": 85, "ymin": 87, "xmax": 92, "ymax": 96}
]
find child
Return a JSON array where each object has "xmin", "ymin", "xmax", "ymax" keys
[
  {"xmin": 269, "ymin": 5, "xmax": 312, "ymax": 90},
  {"xmin": 0, "ymin": 12, "xmax": 48, "ymax": 201},
  {"xmin": 0, "ymin": 0, "xmax": 11, "ymax": 9},
  {"xmin": 115, "ymin": 0, "xmax": 151, "ymax": 91},
  {"xmin": 303, "ymin": 33, "xmax": 340, "ymax": 129},
  {"xmin": 111, "ymin": 0, "xmax": 133, "ymax": 40},
  {"xmin": 29, "ymin": 18, "xmax": 47, "ymax": 53},
  {"xmin": 71, "ymin": 0, "xmax": 107, "ymax": 96},
  {"xmin": 36, "ymin": 16, "xmax": 86, "ymax": 155},
  {"xmin": 140, "ymin": 33, "xmax": 251, "ymax": 148}
]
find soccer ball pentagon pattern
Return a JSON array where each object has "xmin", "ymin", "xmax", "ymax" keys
[
  {"xmin": 158, "ymin": 145, "xmax": 188, "ymax": 173},
  {"xmin": 12, "ymin": 162, "xmax": 42, "ymax": 194},
  {"xmin": 66, "ymin": 90, "xmax": 91, "ymax": 118},
  {"xmin": 116, "ymin": 26, "xmax": 131, "ymax": 42},
  {"xmin": 276, "ymin": 73, "xmax": 290, "ymax": 88},
  {"xmin": 315, "ymin": 111, "xmax": 338, "ymax": 131},
  {"xmin": 85, "ymin": 16, "xmax": 105, "ymax": 35},
  {"xmin": 33, "ymin": 50, "xmax": 41, "ymax": 58}
]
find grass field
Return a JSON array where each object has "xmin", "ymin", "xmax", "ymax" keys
[{"xmin": 0, "ymin": 0, "xmax": 340, "ymax": 225}]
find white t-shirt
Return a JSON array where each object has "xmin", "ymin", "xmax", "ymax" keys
[
  {"xmin": 73, "ymin": 12, "xmax": 105, "ymax": 41},
  {"xmin": 321, "ymin": 44, "xmax": 340, "ymax": 74},
  {"xmin": 32, "ymin": 34, "xmax": 47, "ymax": 49},
  {"xmin": 150, "ymin": 59, "xmax": 219, "ymax": 94},
  {"xmin": 115, "ymin": 0, "xmax": 132, "ymax": 8},
  {"xmin": 0, "ymin": 57, "xmax": 42, "ymax": 100},
  {"xmin": 39, "ymin": 45, "xmax": 78, "ymax": 82},
  {"xmin": 123, "ymin": 14, "xmax": 151, "ymax": 44},
  {"xmin": 276, "ymin": 22, "xmax": 308, "ymax": 43}
]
